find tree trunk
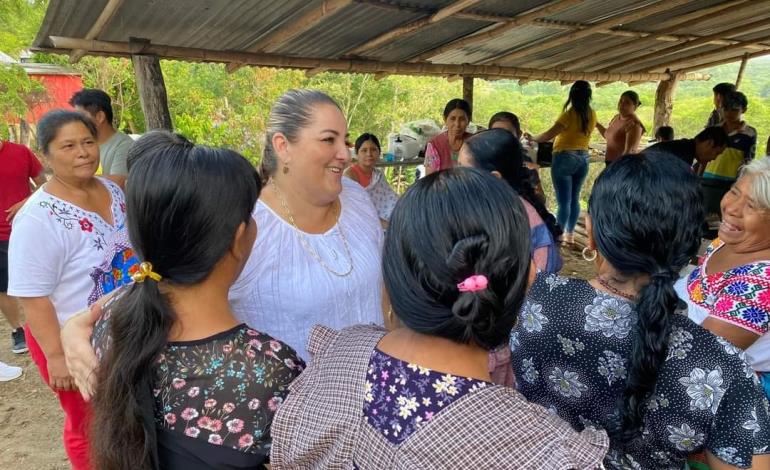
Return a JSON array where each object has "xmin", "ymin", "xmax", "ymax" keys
[
  {"xmin": 131, "ymin": 54, "xmax": 173, "ymax": 131},
  {"xmin": 653, "ymin": 73, "xmax": 679, "ymax": 133},
  {"xmin": 463, "ymin": 76, "xmax": 474, "ymax": 110},
  {"xmin": 20, "ymin": 120, "xmax": 32, "ymax": 148}
]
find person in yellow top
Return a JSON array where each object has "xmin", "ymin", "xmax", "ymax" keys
[{"xmin": 526, "ymin": 80, "xmax": 596, "ymax": 246}]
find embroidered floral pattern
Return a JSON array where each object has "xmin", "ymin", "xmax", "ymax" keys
[
  {"xmin": 687, "ymin": 239, "xmax": 770, "ymax": 335},
  {"xmin": 363, "ymin": 349, "xmax": 488, "ymax": 444}
]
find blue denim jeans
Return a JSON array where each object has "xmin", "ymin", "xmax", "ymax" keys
[{"xmin": 550, "ymin": 150, "xmax": 589, "ymax": 233}]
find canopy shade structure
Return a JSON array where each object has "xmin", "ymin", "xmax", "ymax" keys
[
  {"xmin": 33, "ymin": 0, "xmax": 770, "ymax": 81},
  {"xmin": 33, "ymin": 0, "xmax": 770, "ymax": 130}
]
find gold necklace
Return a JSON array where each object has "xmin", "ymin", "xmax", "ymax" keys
[{"xmin": 270, "ymin": 180, "xmax": 354, "ymax": 277}]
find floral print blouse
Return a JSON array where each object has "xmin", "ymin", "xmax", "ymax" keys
[
  {"xmin": 363, "ymin": 348, "xmax": 489, "ymax": 444},
  {"xmin": 512, "ymin": 272, "xmax": 770, "ymax": 470},
  {"xmin": 93, "ymin": 300, "xmax": 305, "ymax": 468}
]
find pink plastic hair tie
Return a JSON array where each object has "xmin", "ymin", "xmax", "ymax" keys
[{"xmin": 457, "ymin": 275, "xmax": 488, "ymax": 293}]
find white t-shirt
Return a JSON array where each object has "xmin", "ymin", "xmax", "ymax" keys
[
  {"xmin": 8, "ymin": 178, "xmax": 138, "ymax": 325},
  {"xmin": 229, "ymin": 178, "xmax": 383, "ymax": 359}
]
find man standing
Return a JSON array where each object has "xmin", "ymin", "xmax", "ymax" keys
[
  {"xmin": 69, "ymin": 89, "xmax": 133, "ymax": 180},
  {"xmin": 706, "ymin": 82, "xmax": 736, "ymax": 128},
  {"xmin": 702, "ymin": 91, "xmax": 757, "ymax": 215},
  {"xmin": 1, "ymin": 138, "xmax": 46, "ymax": 360}
]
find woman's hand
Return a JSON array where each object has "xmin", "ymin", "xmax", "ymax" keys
[
  {"xmin": 47, "ymin": 354, "xmax": 76, "ymax": 392},
  {"xmin": 61, "ymin": 303, "xmax": 102, "ymax": 400}
]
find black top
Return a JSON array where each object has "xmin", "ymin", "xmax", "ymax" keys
[
  {"xmin": 511, "ymin": 272, "xmax": 770, "ymax": 470},
  {"xmin": 645, "ymin": 138, "xmax": 696, "ymax": 167},
  {"xmin": 93, "ymin": 298, "xmax": 305, "ymax": 470}
]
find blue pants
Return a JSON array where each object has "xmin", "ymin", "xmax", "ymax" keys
[{"xmin": 550, "ymin": 150, "xmax": 589, "ymax": 233}]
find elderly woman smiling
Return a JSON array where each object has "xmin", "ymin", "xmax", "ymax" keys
[{"xmin": 680, "ymin": 157, "xmax": 770, "ymax": 396}]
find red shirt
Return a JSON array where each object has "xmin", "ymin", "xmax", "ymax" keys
[{"xmin": 0, "ymin": 141, "xmax": 43, "ymax": 240}]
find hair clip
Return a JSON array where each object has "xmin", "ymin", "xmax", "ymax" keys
[
  {"xmin": 457, "ymin": 275, "xmax": 488, "ymax": 293},
  {"xmin": 132, "ymin": 262, "xmax": 162, "ymax": 283}
]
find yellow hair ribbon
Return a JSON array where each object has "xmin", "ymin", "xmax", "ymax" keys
[{"xmin": 132, "ymin": 262, "xmax": 162, "ymax": 283}]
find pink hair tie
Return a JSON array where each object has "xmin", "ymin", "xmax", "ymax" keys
[{"xmin": 457, "ymin": 275, "xmax": 488, "ymax": 293}]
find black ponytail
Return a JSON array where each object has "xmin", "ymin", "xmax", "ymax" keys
[
  {"xmin": 463, "ymin": 129, "xmax": 563, "ymax": 241},
  {"xmin": 564, "ymin": 80, "xmax": 592, "ymax": 135},
  {"xmin": 620, "ymin": 273, "xmax": 678, "ymax": 440},
  {"xmin": 383, "ymin": 168, "xmax": 532, "ymax": 350},
  {"xmin": 588, "ymin": 153, "xmax": 703, "ymax": 443},
  {"xmin": 91, "ymin": 131, "xmax": 260, "ymax": 470}
]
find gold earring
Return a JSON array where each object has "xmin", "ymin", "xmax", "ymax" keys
[{"xmin": 283, "ymin": 165, "xmax": 289, "ymax": 175}]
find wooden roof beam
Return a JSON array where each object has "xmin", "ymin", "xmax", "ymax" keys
[
  {"xmin": 228, "ymin": 0, "xmax": 352, "ymax": 72},
  {"xmin": 677, "ymin": 48, "xmax": 770, "ymax": 73},
  {"xmin": 641, "ymin": 34, "xmax": 770, "ymax": 73},
  {"xmin": 542, "ymin": 0, "xmax": 758, "ymax": 70},
  {"xmin": 347, "ymin": 0, "xmax": 482, "ymax": 56},
  {"xmin": 45, "ymin": 36, "xmax": 710, "ymax": 83},
  {"xmin": 69, "ymin": 0, "xmax": 124, "ymax": 63},
  {"xmin": 599, "ymin": 16, "xmax": 770, "ymax": 73},
  {"xmin": 305, "ymin": 67, "xmax": 328, "ymax": 78},
  {"xmin": 480, "ymin": 0, "xmax": 692, "ymax": 66},
  {"xmin": 406, "ymin": 0, "xmax": 585, "ymax": 63}
]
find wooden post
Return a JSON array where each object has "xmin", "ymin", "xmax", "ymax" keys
[
  {"xmin": 131, "ymin": 54, "xmax": 172, "ymax": 130},
  {"xmin": 653, "ymin": 72, "xmax": 679, "ymax": 132},
  {"xmin": 463, "ymin": 76, "xmax": 474, "ymax": 109},
  {"xmin": 735, "ymin": 53, "xmax": 750, "ymax": 89}
]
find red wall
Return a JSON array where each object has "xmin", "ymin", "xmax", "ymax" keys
[{"xmin": 26, "ymin": 73, "xmax": 83, "ymax": 123}]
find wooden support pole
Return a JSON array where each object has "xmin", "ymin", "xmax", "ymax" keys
[
  {"xmin": 653, "ymin": 73, "xmax": 679, "ymax": 132},
  {"xmin": 735, "ymin": 53, "xmax": 750, "ymax": 89},
  {"xmin": 131, "ymin": 54, "xmax": 173, "ymax": 130},
  {"xmin": 463, "ymin": 76, "xmax": 474, "ymax": 109}
]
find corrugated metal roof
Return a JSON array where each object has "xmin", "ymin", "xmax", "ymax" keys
[{"xmin": 33, "ymin": 0, "xmax": 770, "ymax": 80}]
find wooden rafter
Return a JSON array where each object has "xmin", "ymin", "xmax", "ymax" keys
[
  {"xmin": 481, "ymin": 0, "xmax": 692, "ymax": 65},
  {"xmin": 69, "ymin": 0, "xmax": 124, "ymax": 63},
  {"xmin": 43, "ymin": 37, "xmax": 710, "ymax": 83},
  {"xmin": 227, "ymin": 0, "xmax": 352, "ymax": 73},
  {"xmin": 643, "ymin": 34, "xmax": 770, "ymax": 73},
  {"xmin": 406, "ymin": 0, "xmax": 585, "ymax": 63},
  {"xmin": 544, "ymin": 0, "xmax": 757, "ymax": 71},
  {"xmin": 359, "ymin": 0, "xmax": 765, "ymax": 52},
  {"xmin": 678, "ymin": 48, "xmax": 770, "ymax": 73},
  {"xmin": 599, "ymin": 16, "xmax": 770, "ymax": 73},
  {"xmin": 347, "ymin": 0, "xmax": 482, "ymax": 56}
]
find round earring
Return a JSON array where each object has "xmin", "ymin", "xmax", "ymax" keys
[{"xmin": 581, "ymin": 246, "xmax": 598, "ymax": 262}]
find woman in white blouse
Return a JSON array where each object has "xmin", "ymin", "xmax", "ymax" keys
[
  {"xmin": 231, "ymin": 89, "xmax": 383, "ymax": 358},
  {"xmin": 61, "ymin": 90, "xmax": 385, "ymax": 398}
]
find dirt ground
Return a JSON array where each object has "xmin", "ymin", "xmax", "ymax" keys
[
  {"xmin": 0, "ymin": 247, "xmax": 593, "ymax": 469},
  {"xmin": 0, "ymin": 320, "xmax": 68, "ymax": 469}
]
